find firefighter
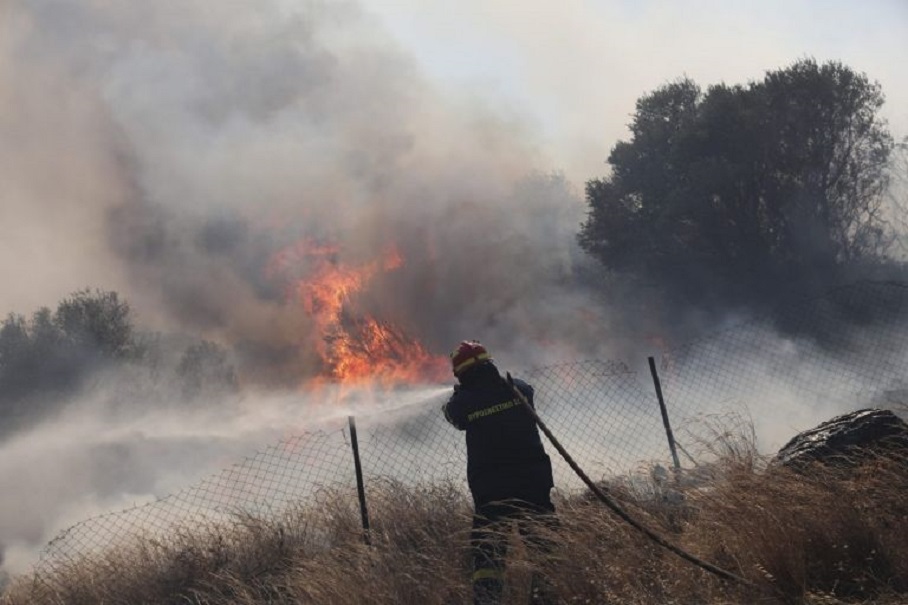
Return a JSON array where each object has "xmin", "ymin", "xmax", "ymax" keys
[{"xmin": 443, "ymin": 340, "xmax": 557, "ymax": 605}]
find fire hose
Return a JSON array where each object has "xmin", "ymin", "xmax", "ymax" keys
[{"xmin": 504, "ymin": 372, "xmax": 756, "ymax": 590}]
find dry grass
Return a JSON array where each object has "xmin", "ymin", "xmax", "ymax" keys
[{"xmin": 3, "ymin": 448, "xmax": 907, "ymax": 604}]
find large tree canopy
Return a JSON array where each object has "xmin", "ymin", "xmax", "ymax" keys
[{"xmin": 580, "ymin": 59, "xmax": 894, "ymax": 308}]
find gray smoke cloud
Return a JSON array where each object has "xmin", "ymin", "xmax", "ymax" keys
[{"xmin": 1, "ymin": 0, "xmax": 618, "ymax": 387}]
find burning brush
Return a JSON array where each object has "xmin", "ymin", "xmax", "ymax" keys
[{"xmin": 266, "ymin": 238, "xmax": 448, "ymax": 388}]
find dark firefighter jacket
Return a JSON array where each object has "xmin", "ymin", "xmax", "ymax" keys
[{"xmin": 443, "ymin": 371, "xmax": 553, "ymax": 507}]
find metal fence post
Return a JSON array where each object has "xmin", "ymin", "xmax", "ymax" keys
[
  {"xmin": 347, "ymin": 415, "xmax": 371, "ymax": 545},
  {"xmin": 648, "ymin": 356, "xmax": 682, "ymax": 472}
]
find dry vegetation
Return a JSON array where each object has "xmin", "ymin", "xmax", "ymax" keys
[{"xmin": 3, "ymin": 448, "xmax": 907, "ymax": 604}]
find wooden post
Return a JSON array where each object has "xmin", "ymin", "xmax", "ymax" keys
[
  {"xmin": 648, "ymin": 356, "xmax": 681, "ymax": 472},
  {"xmin": 347, "ymin": 415, "xmax": 371, "ymax": 545}
]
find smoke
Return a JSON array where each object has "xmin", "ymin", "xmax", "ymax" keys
[
  {"xmin": 364, "ymin": 0, "xmax": 908, "ymax": 186},
  {"xmin": 0, "ymin": 0, "xmax": 621, "ymax": 386},
  {"xmin": 0, "ymin": 389, "xmax": 266, "ymax": 575},
  {"xmin": 0, "ymin": 0, "xmax": 611, "ymax": 576},
  {"xmin": 0, "ymin": 3, "xmax": 133, "ymax": 314},
  {"xmin": 0, "ymin": 378, "xmax": 452, "ymax": 576},
  {"xmin": 4, "ymin": 0, "xmax": 905, "ymax": 373}
]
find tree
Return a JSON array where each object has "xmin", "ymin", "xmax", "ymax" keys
[
  {"xmin": 0, "ymin": 290, "xmax": 138, "ymax": 432},
  {"xmin": 0, "ymin": 314, "xmax": 33, "ymax": 403},
  {"xmin": 54, "ymin": 289, "xmax": 135, "ymax": 360},
  {"xmin": 885, "ymin": 139, "xmax": 908, "ymax": 259},
  {"xmin": 0, "ymin": 290, "xmax": 245, "ymax": 439},
  {"xmin": 176, "ymin": 340, "xmax": 238, "ymax": 400},
  {"xmin": 579, "ymin": 59, "xmax": 895, "ymax": 308}
]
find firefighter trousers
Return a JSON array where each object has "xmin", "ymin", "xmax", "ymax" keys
[{"xmin": 471, "ymin": 496, "xmax": 558, "ymax": 605}]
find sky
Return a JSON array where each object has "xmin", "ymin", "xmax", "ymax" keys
[{"xmin": 363, "ymin": 0, "xmax": 908, "ymax": 183}]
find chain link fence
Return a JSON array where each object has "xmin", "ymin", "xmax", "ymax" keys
[
  {"xmin": 658, "ymin": 281, "xmax": 908, "ymax": 457},
  {"xmin": 32, "ymin": 281, "xmax": 908, "ymax": 582},
  {"xmin": 37, "ymin": 429, "xmax": 355, "ymax": 565}
]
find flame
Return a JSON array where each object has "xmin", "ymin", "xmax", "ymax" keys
[{"xmin": 267, "ymin": 239, "xmax": 448, "ymax": 387}]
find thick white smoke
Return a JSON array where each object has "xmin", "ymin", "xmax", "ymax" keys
[{"xmin": 1, "ymin": 0, "xmax": 619, "ymax": 383}]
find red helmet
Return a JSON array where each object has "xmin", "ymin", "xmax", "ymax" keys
[{"xmin": 450, "ymin": 340, "xmax": 493, "ymax": 377}]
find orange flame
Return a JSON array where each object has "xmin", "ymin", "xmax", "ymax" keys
[{"xmin": 267, "ymin": 239, "xmax": 448, "ymax": 387}]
